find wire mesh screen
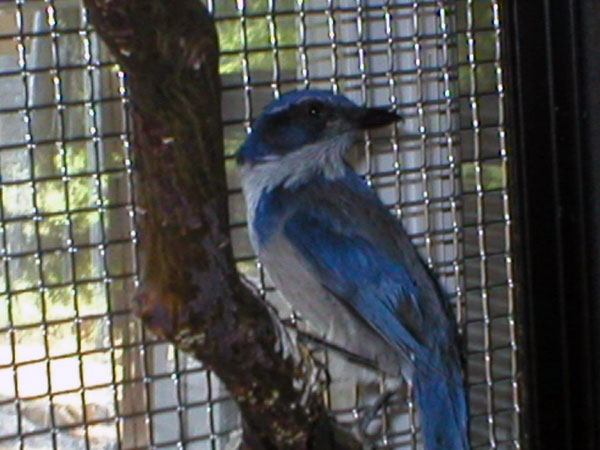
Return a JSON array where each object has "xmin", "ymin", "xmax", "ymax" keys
[{"xmin": 0, "ymin": 0, "xmax": 519, "ymax": 449}]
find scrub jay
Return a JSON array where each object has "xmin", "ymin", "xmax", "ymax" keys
[{"xmin": 238, "ymin": 90, "xmax": 469, "ymax": 449}]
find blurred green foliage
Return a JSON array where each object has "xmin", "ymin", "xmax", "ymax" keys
[
  {"xmin": 461, "ymin": 161, "xmax": 504, "ymax": 192},
  {"xmin": 0, "ymin": 143, "xmax": 106, "ymax": 329},
  {"xmin": 457, "ymin": 0, "xmax": 499, "ymax": 94},
  {"xmin": 1, "ymin": 0, "xmax": 501, "ymax": 335},
  {"xmin": 215, "ymin": 0, "xmax": 296, "ymax": 74}
]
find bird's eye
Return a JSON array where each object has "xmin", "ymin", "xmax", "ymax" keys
[{"xmin": 308, "ymin": 104, "xmax": 320, "ymax": 117}]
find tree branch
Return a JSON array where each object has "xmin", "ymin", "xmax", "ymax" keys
[{"xmin": 82, "ymin": 1, "xmax": 360, "ymax": 448}]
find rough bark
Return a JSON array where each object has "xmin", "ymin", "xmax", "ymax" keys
[{"xmin": 82, "ymin": 1, "xmax": 360, "ymax": 449}]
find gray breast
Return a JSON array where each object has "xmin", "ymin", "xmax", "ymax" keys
[
  {"xmin": 258, "ymin": 232, "xmax": 406, "ymax": 377},
  {"xmin": 240, "ymin": 153, "xmax": 408, "ymax": 377}
]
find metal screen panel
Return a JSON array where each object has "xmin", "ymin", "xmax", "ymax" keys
[{"xmin": 0, "ymin": 0, "xmax": 520, "ymax": 448}]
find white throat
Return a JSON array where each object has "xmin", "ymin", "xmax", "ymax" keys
[{"xmin": 239, "ymin": 133, "xmax": 355, "ymax": 241}]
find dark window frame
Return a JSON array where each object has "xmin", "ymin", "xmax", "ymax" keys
[{"xmin": 504, "ymin": 1, "xmax": 600, "ymax": 448}]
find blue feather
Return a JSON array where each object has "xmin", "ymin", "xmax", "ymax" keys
[
  {"xmin": 414, "ymin": 353, "xmax": 469, "ymax": 449},
  {"xmin": 254, "ymin": 168, "xmax": 469, "ymax": 449},
  {"xmin": 241, "ymin": 90, "xmax": 469, "ymax": 449},
  {"xmin": 282, "ymin": 197, "xmax": 424, "ymax": 355}
]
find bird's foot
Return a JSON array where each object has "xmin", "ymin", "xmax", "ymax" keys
[{"xmin": 356, "ymin": 390, "xmax": 395, "ymax": 446}]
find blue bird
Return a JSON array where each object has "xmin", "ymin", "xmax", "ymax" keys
[{"xmin": 238, "ymin": 90, "xmax": 469, "ymax": 449}]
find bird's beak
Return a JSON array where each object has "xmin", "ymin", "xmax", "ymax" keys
[{"xmin": 352, "ymin": 107, "xmax": 403, "ymax": 130}]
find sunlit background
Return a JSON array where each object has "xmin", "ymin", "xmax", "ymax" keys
[{"xmin": 0, "ymin": 1, "xmax": 518, "ymax": 448}]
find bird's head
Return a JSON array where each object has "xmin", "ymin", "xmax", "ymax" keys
[{"xmin": 237, "ymin": 90, "xmax": 402, "ymax": 166}]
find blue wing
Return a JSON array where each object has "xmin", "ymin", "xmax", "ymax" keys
[
  {"xmin": 278, "ymin": 169, "xmax": 457, "ymax": 362},
  {"xmin": 256, "ymin": 168, "xmax": 469, "ymax": 449}
]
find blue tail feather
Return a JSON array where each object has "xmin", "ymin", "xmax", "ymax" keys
[{"xmin": 413, "ymin": 357, "xmax": 469, "ymax": 450}]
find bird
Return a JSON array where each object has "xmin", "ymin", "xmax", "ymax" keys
[{"xmin": 237, "ymin": 89, "xmax": 469, "ymax": 450}]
